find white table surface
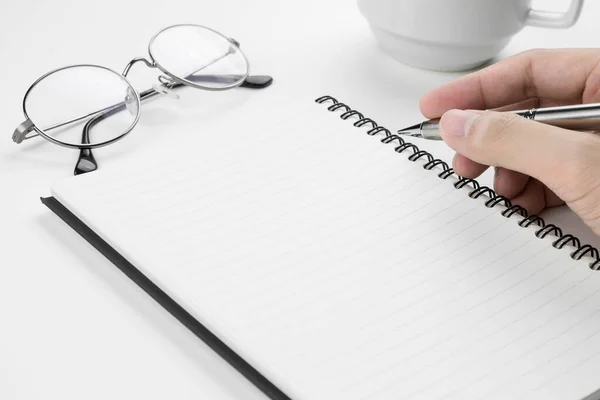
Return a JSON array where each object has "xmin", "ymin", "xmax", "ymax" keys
[{"xmin": 2, "ymin": 1, "xmax": 600, "ymax": 399}]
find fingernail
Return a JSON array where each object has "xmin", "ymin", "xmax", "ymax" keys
[{"xmin": 440, "ymin": 110, "xmax": 480, "ymax": 137}]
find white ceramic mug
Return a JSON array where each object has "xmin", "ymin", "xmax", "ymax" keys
[{"xmin": 357, "ymin": 0, "xmax": 585, "ymax": 71}]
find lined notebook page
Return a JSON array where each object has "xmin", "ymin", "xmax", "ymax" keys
[{"xmin": 51, "ymin": 94, "xmax": 600, "ymax": 400}]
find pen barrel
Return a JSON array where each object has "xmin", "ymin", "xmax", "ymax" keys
[
  {"xmin": 421, "ymin": 120, "xmax": 444, "ymax": 140},
  {"xmin": 516, "ymin": 104, "xmax": 600, "ymax": 131}
]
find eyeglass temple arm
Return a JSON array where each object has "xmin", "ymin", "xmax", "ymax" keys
[
  {"xmin": 73, "ymin": 73, "xmax": 273, "ymax": 174},
  {"xmin": 74, "ymin": 72, "xmax": 273, "ymax": 145},
  {"xmin": 74, "ymin": 89, "xmax": 158, "ymax": 174},
  {"xmin": 13, "ymin": 73, "xmax": 272, "ymax": 146},
  {"xmin": 12, "ymin": 102, "xmax": 124, "ymax": 144},
  {"xmin": 75, "ymin": 73, "xmax": 273, "ymax": 147},
  {"xmin": 76, "ymin": 71, "xmax": 273, "ymax": 139}
]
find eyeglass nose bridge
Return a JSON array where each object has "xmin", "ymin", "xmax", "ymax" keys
[{"xmin": 122, "ymin": 57, "xmax": 157, "ymax": 77}]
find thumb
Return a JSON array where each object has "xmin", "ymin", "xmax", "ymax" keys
[{"xmin": 438, "ymin": 109, "xmax": 600, "ymax": 202}]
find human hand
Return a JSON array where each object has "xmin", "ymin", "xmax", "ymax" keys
[{"xmin": 419, "ymin": 49, "xmax": 600, "ymax": 236}]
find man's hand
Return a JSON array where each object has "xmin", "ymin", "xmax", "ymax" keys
[{"xmin": 419, "ymin": 49, "xmax": 600, "ymax": 235}]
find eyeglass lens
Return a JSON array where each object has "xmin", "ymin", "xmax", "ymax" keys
[
  {"xmin": 149, "ymin": 25, "xmax": 249, "ymax": 90},
  {"xmin": 24, "ymin": 65, "xmax": 140, "ymax": 148}
]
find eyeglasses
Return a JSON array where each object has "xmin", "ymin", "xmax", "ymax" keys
[{"xmin": 12, "ymin": 24, "xmax": 273, "ymax": 175}]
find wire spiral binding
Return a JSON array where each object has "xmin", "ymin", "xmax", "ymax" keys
[{"xmin": 315, "ymin": 95, "xmax": 600, "ymax": 271}]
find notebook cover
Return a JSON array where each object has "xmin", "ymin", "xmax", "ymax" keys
[{"xmin": 41, "ymin": 196, "xmax": 291, "ymax": 400}]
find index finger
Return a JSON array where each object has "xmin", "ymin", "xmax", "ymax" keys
[{"xmin": 419, "ymin": 48, "xmax": 600, "ymax": 119}]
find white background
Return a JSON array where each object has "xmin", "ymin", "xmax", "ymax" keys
[{"xmin": 2, "ymin": 0, "xmax": 600, "ymax": 399}]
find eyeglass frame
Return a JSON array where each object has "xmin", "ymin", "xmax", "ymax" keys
[{"xmin": 12, "ymin": 24, "xmax": 271, "ymax": 151}]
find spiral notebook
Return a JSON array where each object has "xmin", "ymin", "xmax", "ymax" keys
[{"xmin": 43, "ymin": 94, "xmax": 600, "ymax": 400}]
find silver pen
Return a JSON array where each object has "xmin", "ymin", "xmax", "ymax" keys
[{"xmin": 397, "ymin": 103, "xmax": 600, "ymax": 140}]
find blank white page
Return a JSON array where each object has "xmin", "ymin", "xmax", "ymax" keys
[{"xmin": 50, "ymin": 93, "xmax": 600, "ymax": 400}]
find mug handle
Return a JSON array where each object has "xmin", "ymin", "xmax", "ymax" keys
[{"xmin": 524, "ymin": 0, "xmax": 584, "ymax": 28}]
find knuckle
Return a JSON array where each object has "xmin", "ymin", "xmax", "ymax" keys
[
  {"xmin": 520, "ymin": 48, "xmax": 543, "ymax": 57},
  {"xmin": 468, "ymin": 111, "xmax": 519, "ymax": 153}
]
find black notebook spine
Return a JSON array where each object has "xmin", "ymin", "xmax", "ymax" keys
[
  {"xmin": 40, "ymin": 196, "xmax": 291, "ymax": 400},
  {"xmin": 315, "ymin": 95, "xmax": 600, "ymax": 271}
]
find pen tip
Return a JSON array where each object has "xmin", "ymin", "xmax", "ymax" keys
[{"xmin": 397, "ymin": 123, "xmax": 422, "ymax": 137}]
